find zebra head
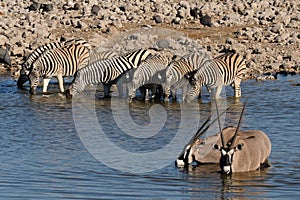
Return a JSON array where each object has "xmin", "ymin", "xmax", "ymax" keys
[
  {"xmin": 17, "ymin": 62, "xmax": 32, "ymax": 88},
  {"xmin": 66, "ymin": 70, "xmax": 85, "ymax": 99},
  {"xmin": 183, "ymin": 71, "xmax": 201, "ymax": 102},
  {"xmin": 28, "ymin": 63, "xmax": 42, "ymax": 95}
]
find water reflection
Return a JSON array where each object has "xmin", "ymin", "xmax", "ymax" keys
[
  {"xmin": 220, "ymin": 169, "xmax": 270, "ymax": 199},
  {"xmin": 0, "ymin": 74, "xmax": 300, "ymax": 199}
]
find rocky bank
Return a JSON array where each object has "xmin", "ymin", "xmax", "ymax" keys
[{"xmin": 0, "ymin": 0, "xmax": 299, "ymax": 79}]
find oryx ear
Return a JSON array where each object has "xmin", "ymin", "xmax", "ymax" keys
[
  {"xmin": 234, "ymin": 143, "xmax": 244, "ymax": 151},
  {"xmin": 213, "ymin": 144, "xmax": 221, "ymax": 151}
]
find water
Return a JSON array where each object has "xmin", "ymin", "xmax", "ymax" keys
[{"xmin": 0, "ymin": 72, "xmax": 300, "ymax": 199}]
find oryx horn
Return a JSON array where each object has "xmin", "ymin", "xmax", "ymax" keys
[
  {"xmin": 228, "ymin": 97, "xmax": 248, "ymax": 148},
  {"xmin": 177, "ymin": 105, "xmax": 231, "ymax": 159},
  {"xmin": 214, "ymin": 99, "xmax": 225, "ymax": 148}
]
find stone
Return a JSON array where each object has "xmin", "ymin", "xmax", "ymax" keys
[
  {"xmin": 153, "ymin": 15, "xmax": 162, "ymax": 23},
  {"xmin": 91, "ymin": 5, "xmax": 100, "ymax": 15},
  {"xmin": 41, "ymin": 4, "xmax": 53, "ymax": 12},
  {"xmin": 74, "ymin": 3, "xmax": 80, "ymax": 10},
  {"xmin": 200, "ymin": 14, "xmax": 212, "ymax": 27},
  {"xmin": 28, "ymin": 2, "xmax": 40, "ymax": 11},
  {"xmin": 190, "ymin": 7, "xmax": 201, "ymax": 19},
  {"xmin": 172, "ymin": 17, "xmax": 181, "ymax": 24},
  {"xmin": 156, "ymin": 40, "xmax": 169, "ymax": 49}
]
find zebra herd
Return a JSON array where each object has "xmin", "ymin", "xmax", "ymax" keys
[{"xmin": 17, "ymin": 38, "xmax": 248, "ymax": 102}]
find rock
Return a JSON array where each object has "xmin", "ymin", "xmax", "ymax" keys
[
  {"xmin": 0, "ymin": 45, "xmax": 11, "ymax": 66},
  {"xmin": 190, "ymin": 7, "xmax": 201, "ymax": 19},
  {"xmin": 0, "ymin": 35, "xmax": 9, "ymax": 46},
  {"xmin": 153, "ymin": 15, "xmax": 162, "ymax": 23},
  {"xmin": 200, "ymin": 14, "xmax": 212, "ymax": 27},
  {"xmin": 74, "ymin": 3, "xmax": 80, "ymax": 10},
  {"xmin": 156, "ymin": 40, "xmax": 169, "ymax": 49},
  {"xmin": 172, "ymin": 17, "xmax": 181, "ymax": 24},
  {"xmin": 177, "ymin": 7, "xmax": 189, "ymax": 19},
  {"xmin": 91, "ymin": 5, "xmax": 100, "ymax": 15},
  {"xmin": 41, "ymin": 4, "xmax": 53, "ymax": 12},
  {"xmin": 28, "ymin": 2, "xmax": 40, "ymax": 11}
]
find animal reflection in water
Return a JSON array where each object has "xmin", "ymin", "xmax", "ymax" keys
[{"xmin": 176, "ymin": 99, "xmax": 271, "ymax": 174}]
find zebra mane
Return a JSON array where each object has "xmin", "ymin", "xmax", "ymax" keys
[{"xmin": 218, "ymin": 48, "xmax": 236, "ymax": 55}]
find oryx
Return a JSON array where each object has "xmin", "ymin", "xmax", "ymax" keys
[
  {"xmin": 213, "ymin": 126, "xmax": 271, "ymax": 174},
  {"xmin": 213, "ymin": 98, "xmax": 271, "ymax": 174},
  {"xmin": 176, "ymin": 99, "xmax": 271, "ymax": 174}
]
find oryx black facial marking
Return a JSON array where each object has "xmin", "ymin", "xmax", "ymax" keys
[{"xmin": 214, "ymin": 143, "xmax": 244, "ymax": 174}]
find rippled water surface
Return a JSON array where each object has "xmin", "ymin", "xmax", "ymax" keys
[{"xmin": 0, "ymin": 73, "xmax": 299, "ymax": 199}]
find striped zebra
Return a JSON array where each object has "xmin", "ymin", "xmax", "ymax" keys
[
  {"xmin": 66, "ymin": 48, "xmax": 156, "ymax": 98},
  {"xmin": 163, "ymin": 52, "xmax": 210, "ymax": 102},
  {"xmin": 185, "ymin": 53, "xmax": 247, "ymax": 102},
  {"xmin": 29, "ymin": 40, "xmax": 91, "ymax": 94},
  {"xmin": 17, "ymin": 41, "xmax": 63, "ymax": 88},
  {"xmin": 17, "ymin": 39, "xmax": 90, "ymax": 88},
  {"xmin": 127, "ymin": 52, "xmax": 175, "ymax": 102}
]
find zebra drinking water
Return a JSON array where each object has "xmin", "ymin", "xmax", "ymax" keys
[
  {"xmin": 17, "ymin": 41, "xmax": 63, "ymax": 88},
  {"xmin": 163, "ymin": 52, "xmax": 210, "ymax": 102},
  {"xmin": 66, "ymin": 48, "xmax": 157, "ymax": 98},
  {"xmin": 185, "ymin": 53, "xmax": 247, "ymax": 101},
  {"xmin": 29, "ymin": 39, "xmax": 91, "ymax": 94},
  {"xmin": 127, "ymin": 52, "xmax": 175, "ymax": 102},
  {"xmin": 17, "ymin": 39, "xmax": 91, "ymax": 89}
]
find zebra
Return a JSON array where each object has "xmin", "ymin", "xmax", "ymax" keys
[
  {"xmin": 185, "ymin": 53, "xmax": 247, "ymax": 102},
  {"xmin": 29, "ymin": 40, "xmax": 91, "ymax": 94},
  {"xmin": 66, "ymin": 48, "xmax": 157, "ymax": 98},
  {"xmin": 17, "ymin": 39, "xmax": 90, "ymax": 88},
  {"xmin": 127, "ymin": 52, "xmax": 175, "ymax": 102},
  {"xmin": 163, "ymin": 52, "xmax": 210, "ymax": 102},
  {"xmin": 17, "ymin": 41, "xmax": 63, "ymax": 88}
]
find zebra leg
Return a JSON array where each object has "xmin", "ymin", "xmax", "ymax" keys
[
  {"xmin": 197, "ymin": 86, "xmax": 202, "ymax": 99},
  {"xmin": 214, "ymin": 85, "xmax": 222, "ymax": 99},
  {"xmin": 233, "ymin": 79, "xmax": 242, "ymax": 98},
  {"xmin": 206, "ymin": 86, "xmax": 215, "ymax": 99},
  {"xmin": 145, "ymin": 88, "xmax": 150, "ymax": 101},
  {"xmin": 103, "ymin": 84, "xmax": 111, "ymax": 98},
  {"xmin": 182, "ymin": 85, "xmax": 187, "ymax": 102},
  {"xmin": 116, "ymin": 80, "xmax": 126, "ymax": 98},
  {"xmin": 57, "ymin": 74, "xmax": 65, "ymax": 93},
  {"xmin": 139, "ymin": 86, "xmax": 146, "ymax": 101},
  {"xmin": 171, "ymin": 88, "xmax": 177, "ymax": 101},
  {"xmin": 155, "ymin": 85, "xmax": 163, "ymax": 101},
  {"xmin": 42, "ymin": 78, "xmax": 51, "ymax": 94},
  {"xmin": 163, "ymin": 86, "xmax": 170, "ymax": 102},
  {"xmin": 162, "ymin": 85, "xmax": 170, "ymax": 102}
]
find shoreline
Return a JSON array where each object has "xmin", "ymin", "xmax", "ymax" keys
[{"xmin": 0, "ymin": 0, "xmax": 299, "ymax": 79}]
